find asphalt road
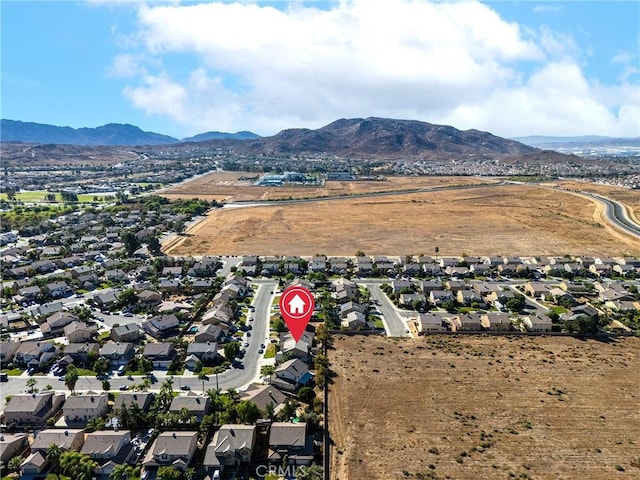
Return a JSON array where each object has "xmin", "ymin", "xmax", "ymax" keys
[{"xmin": 358, "ymin": 281, "xmax": 411, "ymax": 337}]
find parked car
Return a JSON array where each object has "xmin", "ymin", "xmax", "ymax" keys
[{"xmin": 181, "ymin": 385, "xmax": 191, "ymax": 391}]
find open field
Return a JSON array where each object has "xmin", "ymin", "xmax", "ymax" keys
[
  {"xmin": 0, "ymin": 191, "xmax": 114, "ymax": 203},
  {"xmin": 328, "ymin": 334, "xmax": 640, "ymax": 480},
  {"xmin": 160, "ymin": 171, "xmax": 494, "ymax": 202},
  {"xmin": 163, "ymin": 183, "xmax": 640, "ymax": 257}
]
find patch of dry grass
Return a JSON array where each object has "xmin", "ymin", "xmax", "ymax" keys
[
  {"xmin": 163, "ymin": 184, "xmax": 640, "ymax": 257},
  {"xmin": 328, "ymin": 335, "xmax": 640, "ymax": 480}
]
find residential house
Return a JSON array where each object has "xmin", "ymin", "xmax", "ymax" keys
[
  {"xmin": 63, "ymin": 320, "xmax": 96, "ymax": 343},
  {"xmin": 186, "ymin": 342, "xmax": 219, "ymax": 364},
  {"xmin": 142, "ymin": 343, "xmax": 178, "ymax": 369},
  {"xmin": 64, "ymin": 343, "xmax": 100, "ymax": 368},
  {"xmin": 63, "ymin": 392, "xmax": 109, "ymax": 427},
  {"xmin": 17, "ymin": 285, "xmax": 42, "ymax": 301},
  {"xmin": 14, "ymin": 341, "xmax": 58, "ymax": 368},
  {"xmin": 104, "ymin": 269, "xmax": 127, "ymax": 282},
  {"xmin": 341, "ymin": 311, "xmax": 367, "ymax": 329},
  {"xmin": 480, "ymin": 313, "xmax": 512, "ymax": 331},
  {"xmin": 239, "ymin": 385, "xmax": 288, "ymax": 415},
  {"xmin": 0, "ymin": 433, "xmax": 29, "ymax": 464},
  {"xmin": 203, "ymin": 425, "xmax": 256, "ymax": 475},
  {"xmin": 93, "ymin": 290, "xmax": 118, "ymax": 309},
  {"xmin": 272, "ymin": 359, "xmax": 312, "ymax": 392},
  {"xmin": 456, "ymin": 289, "xmax": 483, "ymax": 306},
  {"xmin": 142, "ymin": 431, "xmax": 198, "ymax": 472},
  {"xmin": 522, "ymin": 315, "xmax": 552, "ymax": 332},
  {"xmin": 398, "ymin": 293, "xmax": 427, "ymax": 308},
  {"xmin": 195, "ymin": 324, "xmax": 226, "ymax": 343},
  {"xmin": 30, "ymin": 428, "xmax": 85, "ymax": 453},
  {"xmin": 202, "ymin": 304, "xmax": 234, "ymax": 326},
  {"xmin": 391, "ymin": 279, "xmax": 412, "ymax": 293},
  {"xmin": 419, "ymin": 280, "xmax": 443, "ymax": 294},
  {"xmin": 429, "ymin": 290, "xmax": 454, "ymax": 307},
  {"xmin": 20, "ymin": 452, "xmax": 48, "ymax": 476},
  {"xmin": 169, "ymin": 392, "xmax": 211, "ymax": 422},
  {"xmin": 268, "ymin": 422, "xmax": 314, "ymax": 466},
  {"xmin": 416, "ymin": 313, "xmax": 446, "ymax": 333},
  {"xmin": 0, "ymin": 341, "xmax": 19, "ymax": 364},
  {"xmin": 46, "ymin": 281, "xmax": 73, "ymax": 298},
  {"xmin": 112, "ymin": 392, "xmax": 155, "ymax": 413},
  {"xmin": 279, "ymin": 331, "xmax": 314, "ymax": 362},
  {"xmin": 41, "ymin": 311, "xmax": 79, "ymax": 337},
  {"xmin": 524, "ymin": 282, "xmax": 551, "ymax": 298},
  {"xmin": 111, "ymin": 323, "xmax": 142, "ymax": 343},
  {"xmin": 99, "ymin": 342, "xmax": 135, "ymax": 367},
  {"xmin": 138, "ymin": 290, "xmax": 163, "ymax": 308},
  {"xmin": 445, "ymin": 313, "xmax": 483, "ymax": 332},
  {"xmin": 80, "ymin": 430, "xmax": 135, "ymax": 477},
  {"xmin": 141, "ymin": 314, "xmax": 180, "ymax": 338},
  {"xmin": 4, "ymin": 392, "xmax": 65, "ymax": 428}
]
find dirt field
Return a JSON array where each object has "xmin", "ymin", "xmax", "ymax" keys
[
  {"xmin": 160, "ymin": 171, "xmax": 494, "ymax": 202},
  {"xmin": 163, "ymin": 184, "xmax": 640, "ymax": 257},
  {"xmin": 328, "ymin": 334, "xmax": 640, "ymax": 480}
]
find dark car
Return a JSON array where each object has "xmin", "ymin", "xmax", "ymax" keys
[{"xmin": 181, "ymin": 385, "xmax": 191, "ymax": 391}]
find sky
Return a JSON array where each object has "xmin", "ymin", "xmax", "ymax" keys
[{"xmin": 1, "ymin": 0, "xmax": 639, "ymax": 139}]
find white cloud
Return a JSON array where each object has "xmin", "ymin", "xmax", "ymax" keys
[
  {"xmin": 113, "ymin": 0, "xmax": 639, "ymax": 137},
  {"xmin": 532, "ymin": 5, "xmax": 564, "ymax": 14}
]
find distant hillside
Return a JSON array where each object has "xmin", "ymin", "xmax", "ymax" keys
[
  {"xmin": 0, "ymin": 119, "xmax": 260, "ymax": 146},
  {"xmin": 514, "ymin": 135, "xmax": 640, "ymax": 148},
  {"xmin": 234, "ymin": 117, "xmax": 538, "ymax": 159},
  {"xmin": 181, "ymin": 130, "xmax": 260, "ymax": 142},
  {"xmin": 0, "ymin": 120, "xmax": 180, "ymax": 146}
]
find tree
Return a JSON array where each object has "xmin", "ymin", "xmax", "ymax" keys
[
  {"xmin": 65, "ymin": 364, "xmax": 79, "ymax": 394},
  {"xmin": 236, "ymin": 400, "xmax": 261, "ymax": 424},
  {"xmin": 505, "ymin": 294, "xmax": 526, "ymax": 313},
  {"xmin": 298, "ymin": 386, "xmax": 316, "ymax": 404},
  {"xmin": 60, "ymin": 451, "xmax": 98, "ymax": 480},
  {"xmin": 8, "ymin": 455, "xmax": 23, "ymax": 474},
  {"xmin": 102, "ymin": 379, "xmax": 111, "ymax": 391},
  {"xmin": 86, "ymin": 416, "xmax": 105, "ymax": 431},
  {"xmin": 224, "ymin": 341, "xmax": 240, "ymax": 362},
  {"xmin": 297, "ymin": 464, "xmax": 323, "ymax": 480},
  {"xmin": 26, "ymin": 377, "xmax": 38, "ymax": 393},
  {"xmin": 109, "ymin": 464, "xmax": 133, "ymax": 480},
  {"xmin": 264, "ymin": 401, "xmax": 276, "ymax": 421},
  {"xmin": 146, "ymin": 235, "xmax": 162, "ymax": 256},
  {"xmin": 46, "ymin": 443, "xmax": 64, "ymax": 479},
  {"xmin": 278, "ymin": 398, "xmax": 299, "ymax": 421},
  {"xmin": 157, "ymin": 466, "xmax": 182, "ymax": 480},
  {"xmin": 121, "ymin": 232, "xmax": 140, "ymax": 257}
]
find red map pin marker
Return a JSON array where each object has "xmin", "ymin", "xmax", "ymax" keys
[{"xmin": 279, "ymin": 286, "xmax": 315, "ymax": 342}]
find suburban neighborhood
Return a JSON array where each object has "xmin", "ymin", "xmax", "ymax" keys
[{"xmin": 0, "ymin": 190, "xmax": 639, "ymax": 480}]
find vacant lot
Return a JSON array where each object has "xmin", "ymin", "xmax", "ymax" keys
[
  {"xmin": 160, "ymin": 171, "xmax": 494, "ymax": 202},
  {"xmin": 163, "ymin": 184, "xmax": 640, "ymax": 257},
  {"xmin": 328, "ymin": 334, "xmax": 640, "ymax": 480}
]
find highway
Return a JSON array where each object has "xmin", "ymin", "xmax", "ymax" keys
[{"xmin": 590, "ymin": 193, "xmax": 640, "ymax": 239}]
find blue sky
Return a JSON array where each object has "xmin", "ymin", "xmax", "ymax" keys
[{"xmin": 2, "ymin": 1, "xmax": 639, "ymax": 138}]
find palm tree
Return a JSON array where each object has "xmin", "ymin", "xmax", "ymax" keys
[
  {"xmin": 86, "ymin": 416, "xmax": 105, "ymax": 431},
  {"xmin": 64, "ymin": 364, "xmax": 79, "ymax": 394},
  {"xmin": 26, "ymin": 377, "xmax": 37, "ymax": 393},
  {"xmin": 46, "ymin": 443, "xmax": 64, "ymax": 480}
]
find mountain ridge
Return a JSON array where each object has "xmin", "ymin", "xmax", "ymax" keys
[{"xmin": 0, "ymin": 119, "xmax": 260, "ymax": 146}]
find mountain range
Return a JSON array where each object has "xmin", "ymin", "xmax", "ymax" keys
[
  {"xmin": 0, "ymin": 119, "xmax": 259, "ymax": 146},
  {"xmin": 0, "ymin": 117, "xmax": 591, "ymax": 162}
]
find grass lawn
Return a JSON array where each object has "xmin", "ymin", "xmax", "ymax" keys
[
  {"xmin": 76, "ymin": 368, "xmax": 96, "ymax": 376},
  {"xmin": 265, "ymin": 344, "xmax": 277, "ymax": 359},
  {"xmin": 1, "ymin": 369, "xmax": 24, "ymax": 376},
  {"xmin": 201, "ymin": 366, "xmax": 215, "ymax": 375},
  {"xmin": 550, "ymin": 306, "xmax": 569, "ymax": 315},
  {"xmin": 0, "ymin": 191, "xmax": 113, "ymax": 203},
  {"xmin": 373, "ymin": 317, "xmax": 385, "ymax": 329}
]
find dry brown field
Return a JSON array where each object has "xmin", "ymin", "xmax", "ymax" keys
[
  {"xmin": 160, "ymin": 171, "xmax": 493, "ymax": 202},
  {"xmin": 328, "ymin": 334, "xmax": 640, "ymax": 480},
  {"xmin": 163, "ymin": 183, "xmax": 640, "ymax": 257}
]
